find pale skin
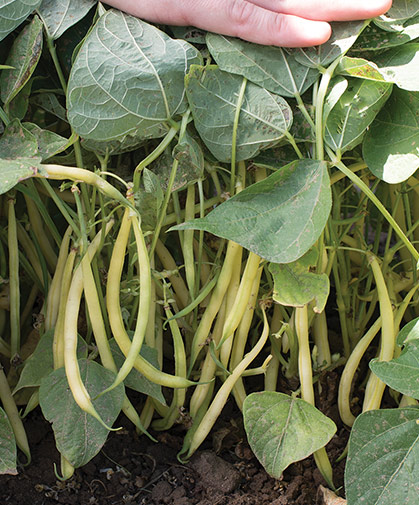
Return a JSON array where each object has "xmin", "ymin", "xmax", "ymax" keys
[{"xmin": 103, "ymin": 0, "xmax": 392, "ymax": 47}]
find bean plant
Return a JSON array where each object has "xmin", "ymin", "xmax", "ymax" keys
[{"xmin": 0, "ymin": 1, "xmax": 418, "ymax": 503}]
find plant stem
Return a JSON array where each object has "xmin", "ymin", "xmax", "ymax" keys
[{"xmin": 330, "ymin": 154, "xmax": 419, "ymax": 262}]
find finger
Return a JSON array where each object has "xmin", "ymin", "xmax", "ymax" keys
[
  {"xmin": 103, "ymin": 0, "xmax": 332, "ymax": 47},
  {"xmin": 248, "ymin": 0, "xmax": 393, "ymax": 22},
  {"xmin": 180, "ymin": 0, "xmax": 332, "ymax": 47}
]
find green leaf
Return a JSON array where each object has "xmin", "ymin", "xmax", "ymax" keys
[
  {"xmin": 185, "ymin": 65, "xmax": 292, "ymax": 162},
  {"xmin": 375, "ymin": 0, "xmax": 419, "ymax": 31},
  {"xmin": 324, "ymin": 78, "xmax": 392, "ymax": 153},
  {"xmin": 38, "ymin": 0, "xmax": 95, "ymax": 39},
  {"xmin": 373, "ymin": 44, "xmax": 419, "ymax": 91},
  {"xmin": 0, "ymin": 15, "xmax": 42, "ymax": 105},
  {"xmin": 14, "ymin": 330, "xmax": 88, "ymax": 393},
  {"xmin": 0, "ymin": 0, "xmax": 41, "ymax": 42},
  {"xmin": 206, "ymin": 33, "xmax": 319, "ymax": 98},
  {"xmin": 0, "ymin": 119, "xmax": 45, "ymax": 195},
  {"xmin": 172, "ymin": 159, "xmax": 331, "ymax": 264},
  {"xmin": 323, "ymin": 77, "xmax": 348, "ymax": 124},
  {"xmin": 345, "ymin": 408, "xmax": 419, "ymax": 505},
  {"xmin": 354, "ymin": 17, "xmax": 419, "ymax": 52},
  {"xmin": 252, "ymin": 144, "xmax": 300, "ymax": 171},
  {"xmin": 336, "ymin": 57, "xmax": 388, "ymax": 82},
  {"xmin": 39, "ymin": 359, "xmax": 125, "ymax": 468},
  {"xmin": 397, "ymin": 317, "xmax": 419, "ymax": 346},
  {"xmin": 172, "ymin": 130, "xmax": 205, "ymax": 186},
  {"xmin": 290, "ymin": 21, "xmax": 366, "ymax": 68},
  {"xmin": 269, "ymin": 248, "xmax": 330, "ymax": 313},
  {"xmin": 0, "ymin": 407, "xmax": 17, "ymax": 476},
  {"xmin": 80, "ymin": 132, "xmax": 147, "ymax": 156},
  {"xmin": 243, "ymin": 392, "xmax": 336, "ymax": 479},
  {"xmin": 23, "ymin": 122, "xmax": 70, "ymax": 160},
  {"xmin": 8, "ymin": 79, "xmax": 32, "ymax": 120},
  {"xmin": 135, "ymin": 168, "xmax": 164, "ymax": 232},
  {"xmin": 31, "ymin": 92, "xmax": 68, "ymax": 122},
  {"xmin": 363, "ymin": 88, "xmax": 419, "ymax": 183},
  {"xmin": 67, "ymin": 10, "xmax": 202, "ymax": 141},
  {"xmin": 369, "ymin": 317, "xmax": 419, "ymax": 399},
  {"xmin": 170, "ymin": 26, "xmax": 206, "ymax": 45},
  {"xmin": 109, "ymin": 339, "xmax": 166, "ymax": 405},
  {"xmin": 150, "ymin": 131, "xmax": 205, "ymax": 192}
]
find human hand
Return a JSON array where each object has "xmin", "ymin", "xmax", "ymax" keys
[{"xmin": 102, "ymin": 0, "xmax": 392, "ymax": 47}]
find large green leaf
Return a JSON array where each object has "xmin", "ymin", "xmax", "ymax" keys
[
  {"xmin": 363, "ymin": 88, "xmax": 419, "ymax": 183},
  {"xmin": 345, "ymin": 408, "xmax": 419, "ymax": 505},
  {"xmin": 172, "ymin": 159, "xmax": 331, "ymax": 264},
  {"xmin": 0, "ymin": 119, "xmax": 45, "ymax": 195},
  {"xmin": 243, "ymin": 392, "xmax": 336, "ymax": 479},
  {"xmin": 324, "ymin": 78, "xmax": 392, "ymax": 153},
  {"xmin": 0, "ymin": 407, "xmax": 17, "ymax": 476},
  {"xmin": 269, "ymin": 248, "xmax": 330, "ymax": 313},
  {"xmin": 67, "ymin": 10, "xmax": 202, "ymax": 141},
  {"xmin": 205, "ymin": 33, "xmax": 319, "ymax": 98},
  {"xmin": 369, "ymin": 317, "xmax": 419, "ymax": 399},
  {"xmin": 185, "ymin": 65, "xmax": 292, "ymax": 162},
  {"xmin": 39, "ymin": 359, "xmax": 125, "ymax": 468},
  {"xmin": 0, "ymin": 0, "xmax": 41, "ymax": 42},
  {"xmin": 373, "ymin": 44, "xmax": 419, "ymax": 91},
  {"xmin": 0, "ymin": 15, "xmax": 42, "ymax": 105},
  {"xmin": 290, "ymin": 21, "xmax": 365, "ymax": 69},
  {"xmin": 14, "ymin": 330, "xmax": 88, "ymax": 393},
  {"xmin": 37, "ymin": 0, "xmax": 95, "ymax": 39}
]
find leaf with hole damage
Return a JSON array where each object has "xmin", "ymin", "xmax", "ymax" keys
[
  {"xmin": 171, "ymin": 159, "xmax": 331, "ymax": 264},
  {"xmin": 67, "ymin": 10, "xmax": 202, "ymax": 141},
  {"xmin": 39, "ymin": 359, "xmax": 124, "ymax": 468},
  {"xmin": 185, "ymin": 65, "xmax": 292, "ymax": 162},
  {"xmin": 244, "ymin": 392, "xmax": 336, "ymax": 479},
  {"xmin": 363, "ymin": 88, "xmax": 419, "ymax": 183},
  {"xmin": 345, "ymin": 408, "xmax": 419, "ymax": 505}
]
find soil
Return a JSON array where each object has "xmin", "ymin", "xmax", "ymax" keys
[{"xmin": 0, "ymin": 371, "xmax": 349, "ymax": 505}]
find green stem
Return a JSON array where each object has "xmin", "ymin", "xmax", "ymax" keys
[
  {"xmin": 331, "ymin": 154, "xmax": 419, "ymax": 262},
  {"xmin": 315, "ymin": 58, "xmax": 343, "ymax": 161},
  {"xmin": 0, "ymin": 105, "xmax": 10, "ymax": 126},
  {"xmin": 7, "ymin": 194, "xmax": 20, "ymax": 359},
  {"xmin": 133, "ymin": 125, "xmax": 179, "ymax": 190},
  {"xmin": 231, "ymin": 77, "xmax": 248, "ymax": 195}
]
